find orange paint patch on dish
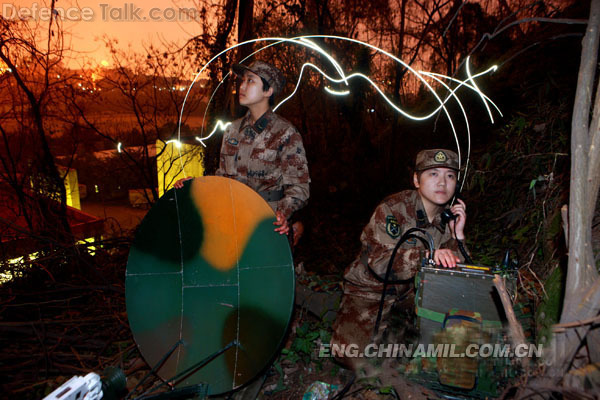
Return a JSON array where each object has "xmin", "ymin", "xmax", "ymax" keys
[{"xmin": 190, "ymin": 176, "xmax": 274, "ymax": 270}]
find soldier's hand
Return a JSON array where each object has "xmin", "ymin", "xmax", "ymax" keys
[
  {"xmin": 449, "ymin": 198, "xmax": 467, "ymax": 240},
  {"xmin": 434, "ymin": 249, "xmax": 460, "ymax": 268},
  {"xmin": 174, "ymin": 177, "xmax": 193, "ymax": 189},
  {"xmin": 273, "ymin": 211, "xmax": 290, "ymax": 235}
]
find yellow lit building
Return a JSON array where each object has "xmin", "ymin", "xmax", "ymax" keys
[
  {"xmin": 156, "ymin": 139, "xmax": 204, "ymax": 197},
  {"xmin": 58, "ymin": 165, "xmax": 81, "ymax": 210}
]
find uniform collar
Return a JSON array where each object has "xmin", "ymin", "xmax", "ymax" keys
[
  {"xmin": 240, "ymin": 109, "xmax": 274, "ymax": 135},
  {"xmin": 414, "ymin": 191, "xmax": 446, "ymax": 233}
]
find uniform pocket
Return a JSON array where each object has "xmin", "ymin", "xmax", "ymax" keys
[{"xmin": 220, "ymin": 143, "xmax": 239, "ymax": 174}]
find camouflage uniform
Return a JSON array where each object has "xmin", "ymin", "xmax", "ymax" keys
[
  {"xmin": 215, "ymin": 109, "xmax": 310, "ymax": 219},
  {"xmin": 331, "ymin": 149, "xmax": 465, "ymax": 369}
]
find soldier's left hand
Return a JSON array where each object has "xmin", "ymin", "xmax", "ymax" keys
[
  {"xmin": 449, "ymin": 198, "xmax": 467, "ymax": 240},
  {"xmin": 274, "ymin": 211, "xmax": 290, "ymax": 235}
]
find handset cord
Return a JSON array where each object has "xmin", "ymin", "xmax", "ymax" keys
[{"xmin": 448, "ymin": 219, "xmax": 473, "ymax": 264}]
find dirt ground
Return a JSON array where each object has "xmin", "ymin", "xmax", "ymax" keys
[{"xmin": 256, "ymin": 308, "xmax": 394, "ymax": 400}]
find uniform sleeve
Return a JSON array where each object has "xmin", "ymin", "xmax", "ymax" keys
[
  {"xmin": 276, "ymin": 127, "xmax": 310, "ymax": 219},
  {"xmin": 362, "ymin": 202, "xmax": 422, "ymax": 282}
]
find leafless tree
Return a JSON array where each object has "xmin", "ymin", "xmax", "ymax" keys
[
  {"xmin": 67, "ymin": 41, "xmax": 207, "ymax": 203},
  {"xmin": 0, "ymin": 1, "xmax": 75, "ymax": 244}
]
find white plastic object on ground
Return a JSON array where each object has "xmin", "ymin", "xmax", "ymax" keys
[{"xmin": 43, "ymin": 372, "xmax": 102, "ymax": 400}]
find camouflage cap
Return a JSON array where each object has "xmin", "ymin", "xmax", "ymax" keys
[
  {"xmin": 415, "ymin": 149, "xmax": 459, "ymax": 171},
  {"xmin": 233, "ymin": 60, "xmax": 285, "ymax": 96}
]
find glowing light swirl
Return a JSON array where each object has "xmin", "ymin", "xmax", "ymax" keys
[
  {"xmin": 195, "ymin": 121, "xmax": 232, "ymax": 147},
  {"xmin": 177, "ymin": 35, "xmax": 502, "ymax": 181},
  {"xmin": 275, "ymin": 62, "xmax": 347, "ymax": 112},
  {"xmin": 195, "ymin": 40, "xmax": 290, "ymax": 147},
  {"xmin": 166, "ymin": 139, "xmax": 182, "ymax": 149},
  {"xmin": 323, "ymin": 87, "xmax": 350, "ymax": 96},
  {"xmin": 421, "ymin": 73, "xmax": 471, "ymax": 191},
  {"xmin": 275, "ymin": 60, "xmax": 499, "ymax": 122},
  {"xmin": 179, "ymin": 36, "xmax": 350, "ymax": 147},
  {"xmin": 466, "ymin": 56, "xmax": 496, "ymax": 124},
  {"xmin": 419, "ymin": 69, "xmax": 503, "ymax": 119}
]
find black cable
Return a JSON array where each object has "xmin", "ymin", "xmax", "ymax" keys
[
  {"xmin": 329, "ymin": 373, "xmax": 356, "ymax": 400},
  {"xmin": 457, "ymin": 239, "xmax": 473, "ymax": 264},
  {"xmin": 365, "ymin": 234, "xmax": 431, "ymax": 285},
  {"xmin": 445, "ymin": 214, "xmax": 474, "ymax": 264},
  {"xmin": 372, "ymin": 228, "xmax": 435, "ymax": 337},
  {"xmin": 332, "ymin": 227, "xmax": 444, "ymax": 399}
]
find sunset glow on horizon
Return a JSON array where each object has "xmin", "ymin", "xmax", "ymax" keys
[{"xmin": 3, "ymin": 0, "xmax": 205, "ymax": 67}]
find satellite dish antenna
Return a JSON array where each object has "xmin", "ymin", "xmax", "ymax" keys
[{"xmin": 126, "ymin": 176, "xmax": 295, "ymax": 396}]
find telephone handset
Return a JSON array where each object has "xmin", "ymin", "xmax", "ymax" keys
[
  {"xmin": 441, "ymin": 183, "xmax": 461, "ymax": 224},
  {"xmin": 441, "ymin": 185, "xmax": 473, "ymax": 263},
  {"xmin": 441, "ymin": 208, "xmax": 457, "ymax": 224}
]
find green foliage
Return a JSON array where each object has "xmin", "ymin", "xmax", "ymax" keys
[
  {"xmin": 293, "ymin": 322, "xmax": 321, "ymax": 360},
  {"xmin": 379, "ymin": 385, "xmax": 394, "ymax": 394},
  {"xmin": 283, "ymin": 319, "xmax": 332, "ymax": 365},
  {"xmin": 271, "ymin": 316, "xmax": 336, "ymax": 394},
  {"xmin": 466, "ymin": 99, "xmax": 570, "ymax": 281},
  {"xmin": 277, "ymin": 316, "xmax": 334, "ymax": 377}
]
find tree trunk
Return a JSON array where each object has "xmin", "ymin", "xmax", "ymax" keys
[
  {"xmin": 545, "ymin": 0, "xmax": 600, "ymax": 379},
  {"xmin": 238, "ymin": 0, "xmax": 254, "ymax": 56}
]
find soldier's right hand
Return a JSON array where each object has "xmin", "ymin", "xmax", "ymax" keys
[
  {"xmin": 433, "ymin": 249, "xmax": 460, "ymax": 268},
  {"xmin": 174, "ymin": 177, "xmax": 193, "ymax": 189}
]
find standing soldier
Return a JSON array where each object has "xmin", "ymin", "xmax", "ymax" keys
[
  {"xmin": 331, "ymin": 149, "xmax": 468, "ymax": 370},
  {"xmin": 176, "ymin": 60, "xmax": 310, "ymax": 236},
  {"xmin": 176, "ymin": 60, "xmax": 309, "ymax": 399}
]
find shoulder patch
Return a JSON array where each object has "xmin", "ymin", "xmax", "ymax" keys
[
  {"xmin": 227, "ymin": 138, "xmax": 239, "ymax": 146},
  {"xmin": 385, "ymin": 215, "xmax": 400, "ymax": 239}
]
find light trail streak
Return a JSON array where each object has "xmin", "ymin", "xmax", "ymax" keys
[
  {"xmin": 275, "ymin": 62, "xmax": 343, "ymax": 112},
  {"xmin": 178, "ymin": 36, "xmax": 347, "ymax": 147},
  {"xmin": 419, "ymin": 69, "xmax": 503, "ymax": 118},
  {"xmin": 419, "ymin": 68, "xmax": 504, "ymax": 194},
  {"xmin": 282, "ymin": 35, "xmax": 499, "ymax": 178},
  {"xmin": 178, "ymin": 35, "xmax": 502, "ymax": 181},
  {"xmin": 166, "ymin": 139, "xmax": 187, "ymax": 179},
  {"xmin": 196, "ymin": 40, "xmax": 289, "ymax": 145},
  {"xmin": 323, "ymin": 87, "xmax": 350, "ymax": 96},
  {"xmin": 166, "ymin": 139, "xmax": 182, "ymax": 149},
  {"xmin": 273, "ymin": 59, "xmax": 499, "ymax": 122},
  {"xmin": 189, "ymin": 37, "xmax": 351, "ymax": 145},
  {"xmin": 466, "ymin": 56, "xmax": 496, "ymax": 124},
  {"xmin": 195, "ymin": 121, "xmax": 232, "ymax": 147},
  {"xmin": 422, "ymin": 73, "xmax": 470, "ymax": 192}
]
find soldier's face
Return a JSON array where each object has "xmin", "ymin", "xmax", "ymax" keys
[
  {"xmin": 413, "ymin": 167, "xmax": 457, "ymax": 207},
  {"xmin": 238, "ymin": 71, "xmax": 272, "ymax": 107}
]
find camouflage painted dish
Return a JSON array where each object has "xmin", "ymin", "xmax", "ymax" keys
[{"xmin": 126, "ymin": 176, "xmax": 294, "ymax": 395}]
